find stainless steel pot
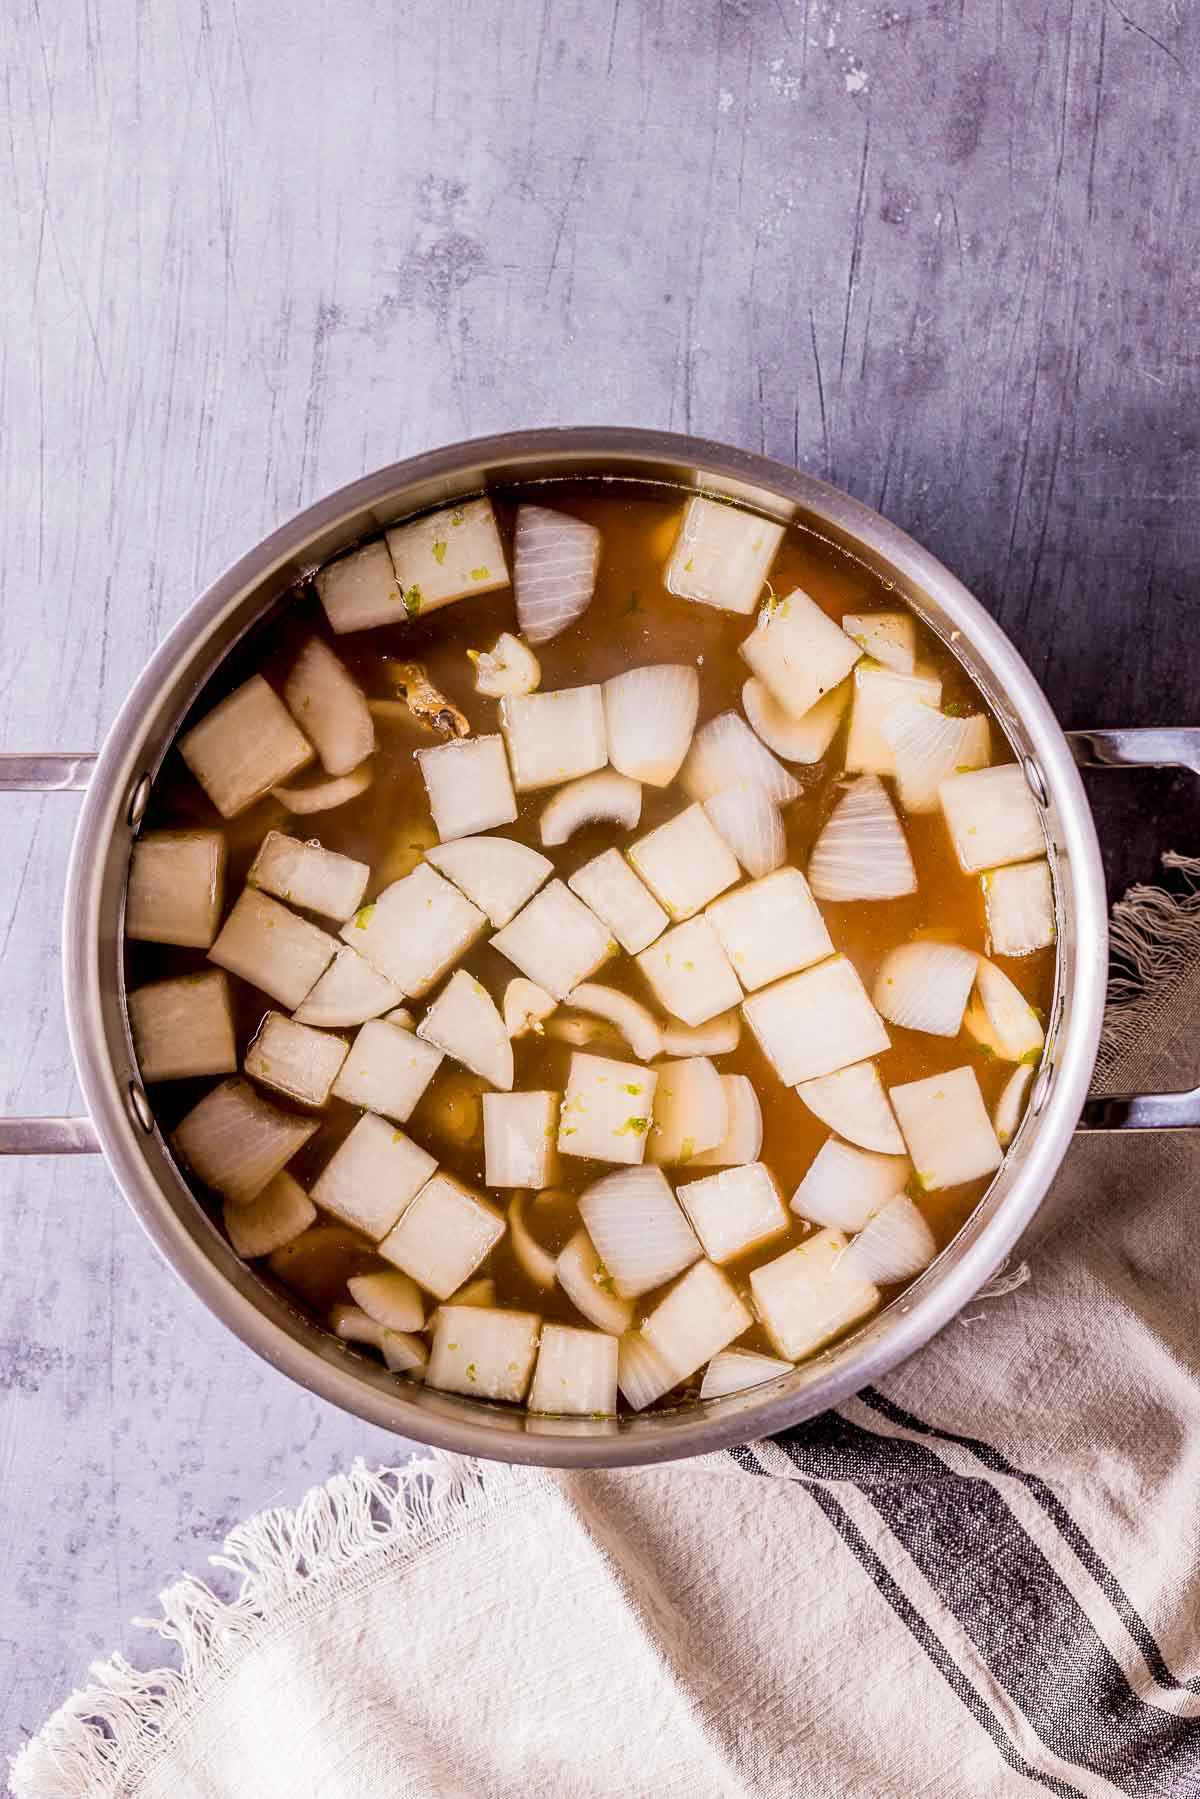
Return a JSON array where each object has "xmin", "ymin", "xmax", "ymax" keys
[{"xmin": 4, "ymin": 428, "xmax": 1198, "ymax": 1468}]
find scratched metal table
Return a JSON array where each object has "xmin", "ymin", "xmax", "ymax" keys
[{"xmin": 2, "ymin": 0, "xmax": 1196, "ymax": 1759}]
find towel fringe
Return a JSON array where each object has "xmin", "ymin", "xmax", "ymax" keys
[
  {"xmin": 8, "ymin": 1453, "xmax": 518, "ymax": 1799},
  {"xmin": 1099, "ymin": 851, "xmax": 1200, "ymax": 1075}
]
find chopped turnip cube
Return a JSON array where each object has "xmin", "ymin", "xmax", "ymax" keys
[
  {"xmin": 568, "ymin": 849, "xmax": 667, "ymax": 955},
  {"xmin": 890, "ymin": 1066, "xmax": 1004, "ymax": 1190},
  {"xmin": 964, "ymin": 958, "xmax": 1045, "ymax": 1063},
  {"xmin": 311, "ymin": 1113, "xmax": 437, "ymax": 1239},
  {"xmin": 427, "ymin": 1304, "xmax": 539, "ymax": 1401},
  {"xmin": 750, "ymin": 1229, "xmax": 880, "ymax": 1360},
  {"xmin": 706, "ymin": 866, "xmax": 833, "ymax": 992},
  {"xmin": 528, "ymin": 1323, "xmax": 618, "ymax": 1415},
  {"xmin": 223, "ymin": 1170, "xmax": 316, "ymax": 1259},
  {"xmin": 483, "ymin": 1090, "xmax": 560, "ymax": 1187},
  {"xmin": 807, "ymin": 775, "xmax": 918, "ymax": 902},
  {"xmin": 331, "ymin": 1017, "xmax": 443, "ymax": 1121},
  {"xmin": 739, "ymin": 589, "xmax": 863, "ymax": 721},
  {"xmin": 743, "ymin": 955, "xmax": 890, "ymax": 1086},
  {"xmin": 681, "ymin": 710, "xmax": 800, "ymax": 806},
  {"xmin": 646, "ymin": 1057, "xmax": 727, "ymax": 1165},
  {"xmin": 636, "ymin": 916, "xmax": 742, "ymax": 1027},
  {"xmin": 128, "ymin": 971, "xmax": 237, "ymax": 1083},
  {"xmin": 983, "ymin": 860, "xmax": 1055, "ymax": 957},
  {"xmin": 617, "ymin": 1328, "xmax": 679, "ymax": 1410},
  {"xmin": 173, "ymin": 1077, "xmax": 317, "ymax": 1206},
  {"xmin": 690, "ymin": 1075, "xmax": 763, "ymax": 1167},
  {"xmin": 844, "ymin": 664, "xmax": 943, "ymax": 776},
  {"xmin": 556, "ymin": 1229, "xmax": 635, "ymax": 1335},
  {"xmin": 642, "ymin": 1258, "xmax": 753, "ymax": 1382},
  {"xmin": 247, "ymin": 831, "xmax": 368, "ymax": 922},
  {"xmin": 245, "ymin": 1011, "xmax": 348, "ymax": 1107},
  {"xmin": 664, "ymin": 495, "xmax": 785, "ymax": 615},
  {"xmin": 490, "ymin": 880, "xmax": 614, "ymax": 999},
  {"xmin": 558, "ymin": 1052, "xmax": 658, "ymax": 1165},
  {"xmin": 540, "ymin": 771, "xmax": 642, "ymax": 846},
  {"xmin": 284, "ymin": 638, "xmax": 375, "ymax": 776},
  {"xmin": 503, "ymin": 978, "xmax": 557, "ymax": 1039},
  {"xmin": 292, "ymin": 946, "xmax": 404, "ymax": 1028},
  {"xmin": 314, "ymin": 539, "xmax": 402, "ymax": 635},
  {"xmin": 426, "ymin": 836, "xmax": 552, "ymax": 928},
  {"xmin": 417, "ymin": 735, "xmax": 518, "ymax": 841},
  {"xmin": 126, "ymin": 830, "xmax": 226, "ymax": 948},
  {"xmin": 386, "ymin": 497, "xmax": 509, "ymax": 615},
  {"xmin": 379, "ymin": 1172, "xmax": 505, "ymax": 1298},
  {"xmin": 791, "ymin": 1139, "xmax": 910, "ymax": 1231},
  {"xmin": 939, "ymin": 764, "xmax": 1046, "ymax": 874},
  {"xmin": 178, "ymin": 675, "xmax": 313, "ymax": 818},
  {"xmin": 742, "ymin": 676, "xmax": 850, "ymax": 765},
  {"xmin": 209, "ymin": 888, "xmax": 337, "ymax": 1010},
  {"xmin": 700, "ymin": 1348, "xmax": 793, "ymax": 1400},
  {"xmin": 628, "ymin": 803, "xmax": 740, "ymax": 921},
  {"xmin": 347, "ymin": 1270, "xmax": 425, "ymax": 1333},
  {"xmin": 841, "ymin": 611, "xmax": 916, "ymax": 674},
  {"xmin": 873, "ymin": 941, "xmax": 977, "ymax": 1037},
  {"xmin": 417, "ymin": 970, "xmax": 513, "ymax": 1090},
  {"xmin": 794, "ymin": 1060, "xmax": 905, "ymax": 1154},
  {"xmin": 579, "ymin": 1165, "xmax": 700, "ymax": 1297},
  {"xmin": 603, "ymin": 664, "xmax": 700, "ymax": 786},
  {"xmin": 499, "ymin": 685, "xmax": 607, "ymax": 791},
  {"xmin": 343, "ymin": 864, "xmax": 486, "ymax": 996},
  {"xmin": 676, "ymin": 1163, "xmax": 789, "ymax": 1264}
]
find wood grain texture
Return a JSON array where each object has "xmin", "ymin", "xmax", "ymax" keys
[{"xmin": 1, "ymin": 0, "xmax": 1197, "ymax": 1755}]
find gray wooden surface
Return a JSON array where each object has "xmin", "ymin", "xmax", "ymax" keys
[{"xmin": 2, "ymin": 0, "xmax": 1196, "ymax": 1764}]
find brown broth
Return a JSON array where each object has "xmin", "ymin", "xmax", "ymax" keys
[{"xmin": 126, "ymin": 479, "xmax": 1055, "ymax": 1399}]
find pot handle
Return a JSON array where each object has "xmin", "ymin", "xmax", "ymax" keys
[
  {"xmin": 1068, "ymin": 728, "xmax": 1200, "ymax": 1131},
  {"xmin": 0, "ymin": 754, "xmax": 101, "ymax": 1154}
]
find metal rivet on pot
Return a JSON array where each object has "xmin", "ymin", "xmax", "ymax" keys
[
  {"xmin": 128, "ymin": 1081, "xmax": 155, "ymax": 1134},
  {"xmin": 1023, "ymin": 756, "xmax": 1049, "ymax": 806},
  {"xmin": 126, "ymin": 771, "xmax": 152, "ymax": 830},
  {"xmin": 1030, "ymin": 1066, "xmax": 1053, "ymax": 1115}
]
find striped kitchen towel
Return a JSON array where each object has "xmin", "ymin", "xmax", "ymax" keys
[{"xmin": 12, "ymin": 858, "xmax": 1200, "ymax": 1799}]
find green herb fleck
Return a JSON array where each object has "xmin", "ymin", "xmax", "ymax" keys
[
  {"xmin": 615, "ymin": 1116, "xmax": 650, "ymax": 1137},
  {"xmin": 354, "ymin": 904, "xmax": 375, "ymax": 930},
  {"xmin": 974, "ymin": 1039, "xmax": 998, "ymax": 1062},
  {"xmin": 942, "ymin": 700, "xmax": 972, "ymax": 718},
  {"xmin": 620, "ymin": 1082, "xmax": 642, "ymax": 1096},
  {"xmin": 450, "ymin": 508, "xmax": 465, "ymax": 527},
  {"xmin": 594, "ymin": 1260, "xmax": 617, "ymax": 1297},
  {"xmin": 679, "ymin": 1136, "xmax": 695, "ymax": 1162},
  {"xmin": 431, "ymin": 540, "xmax": 448, "ymax": 565},
  {"xmin": 1020, "ymin": 1047, "xmax": 1044, "ymax": 1068},
  {"xmin": 403, "ymin": 584, "xmax": 423, "ymax": 616},
  {"xmin": 392, "ymin": 1129, "xmax": 403, "ymax": 1143},
  {"xmin": 470, "ymin": 565, "xmax": 489, "ymax": 582},
  {"xmin": 683, "ymin": 556, "xmax": 694, "ymax": 573},
  {"xmin": 466, "ymin": 1362, "xmax": 477, "ymax": 1381}
]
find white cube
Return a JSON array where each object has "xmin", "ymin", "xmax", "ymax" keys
[
  {"xmin": 664, "ymin": 495, "xmax": 785, "ymax": 615},
  {"xmin": 628, "ymin": 804, "xmax": 740, "ymax": 920},
  {"xmin": 245, "ymin": 1012, "xmax": 348, "ymax": 1106},
  {"xmin": 983, "ymin": 860, "xmax": 1055, "ymax": 957},
  {"xmin": 750, "ymin": 1229, "xmax": 880, "ymax": 1360},
  {"xmin": 568, "ymin": 849, "xmax": 668, "ymax": 955},
  {"xmin": 641, "ymin": 1260, "xmax": 753, "ymax": 1383},
  {"xmin": 844, "ymin": 664, "xmax": 942, "ymax": 776},
  {"xmin": 128, "ymin": 971, "xmax": 237, "ymax": 1083},
  {"xmin": 427, "ymin": 836, "xmax": 552, "ymax": 927},
  {"xmin": 706, "ymin": 867, "xmax": 833, "ymax": 992},
  {"xmin": 292, "ymin": 945, "xmax": 404, "ymax": 1028},
  {"xmin": 676, "ymin": 1163, "xmax": 789, "ymax": 1264},
  {"xmin": 342, "ymin": 863, "xmax": 486, "ymax": 996},
  {"xmin": 379, "ymin": 1172, "xmax": 505, "ymax": 1299},
  {"xmin": 417, "ymin": 735, "xmax": 518, "ymax": 841},
  {"xmin": 247, "ymin": 831, "xmax": 369, "ymax": 922},
  {"xmin": 841, "ymin": 611, "xmax": 916, "ymax": 674},
  {"xmin": 499, "ymin": 686, "xmax": 607, "ymax": 791},
  {"xmin": 178, "ymin": 675, "xmax": 314, "ymax": 818},
  {"xmin": 172, "ymin": 1078, "xmax": 317, "ymax": 1206},
  {"xmin": 311, "ymin": 1113, "xmax": 437, "ymax": 1240},
  {"xmin": 636, "ymin": 916, "xmax": 742, "ymax": 1027},
  {"xmin": 331, "ymin": 1018, "xmax": 443, "ymax": 1122},
  {"xmin": 646, "ymin": 1057, "xmax": 727, "ymax": 1164},
  {"xmin": 491, "ymin": 880, "xmax": 615, "ymax": 999},
  {"xmin": 386, "ymin": 497, "xmax": 509, "ymax": 615},
  {"xmin": 558, "ymin": 1052, "xmax": 658, "ymax": 1164},
  {"xmin": 417, "ymin": 969, "xmax": 514, "ymax": 1090},
  {"xmin": 127, "ymin": 830, "xmax": 226, "ymax": 947},
  {"xmin": 528, "ymin": 1324, "xmax": 618, "ymax": 1415},
  {"xmin": 483, "ymin": 1091, "xmax": 561, "ymax": 1187},
  {"xmin": 739, "ymin": 589, "xmax": 862, "ymax": 721},
  {"xmin": 209, "ymin": 888, "xmax": 337, "ymax": 1010},
  {"xmin": 426, "ymin": 1304, "xmax": 539, "ymax": 1402},
  {"xmin": 223, "ymin": 1171, "xmax": 316, "ymax": 1260},
  {"xmin": 743, "ymin": 955, "xmax": 890, "ymax": 1086},
  {"xmin": 889, "ymin": 1066, "xmax": 1004, "ymax": 1191},
  {"xmin": 939, "ymin": 764, "xmax": 1046, "ymax": 874},
  {"xmin": 314, "ymin": 539, "xmax": 403, "ymax": 635}
]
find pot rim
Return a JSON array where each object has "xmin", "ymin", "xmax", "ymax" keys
[{"xmin": 62, "ymin": 427, "xmax": 1107, "ymax": 1467}]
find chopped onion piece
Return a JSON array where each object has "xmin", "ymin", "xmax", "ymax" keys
[
  {"xmin": 664, "ymin": 495, "xmax": 785, "ymax": 615},
  {"xmin": 247, "ymin": 831, "xmax": 368, "ymax": 922},
  {"xmin": 381, "ymin": 1330, "xmax": 429, "ymax": 1377},
  {"xmin": 568, "ymin": 850, "xmax": 668, "ymax": 955},
  {"xmin": 179, "ymin": 674, "xmax": 313, "ymax": 818},
  {"xmin": 579, "ymin": 1165, "xmax": 700, "ymax": 1298},
  {"xmin": 837, "ymin": 1194, "xmax": 937, "ymax": 1285},
  {"xmin": 546, "ymin": 1016, "xmax": 622, "ymax": 1049},
  {"xmin": 743, "ymin": 955, "xmax": 890, "ymax": 1086},
  {"xmin": 426, "ymin": 835, "xmax": 552, "ymax": 928},
  {"xmin": 348, "ymin": 1270, "xmax": 425, "ymax": 1333},
  {"xmin": 292, "ymin": 946, "xmax": 404, "ymax": 1028},
  {"xmin": 675, "ymin": 1163, "xmax": 789, "ymax": 1264},
  {"xmin": 659, "ymin": 1011, "xmax": 741, "ymax": 1056},
  {"xmin": 540, "ymin": 771, "xmax": 642, "ymax": 847},
  {"xmin": 750, "ymin": 1228, "xmax": 880, "ymax": 1360},
  {"xmin": 500, "ymin": 686, "xmax": 608, "ymax": 791},
  {"xmin": 284, "ymin": 638, "xmax": 375, "ymax": 777},
  {"xmin": 386, "ymin": 497, "xmax": 509, "ymax": 614},
  {"xmin": 965, "ymin": 957, "xmax": 1045, "ymax": 1063},
  {"xmin": 702, "ymin": 782, "xmax": 786, "ymax": 879},
  {"xmin": 329, "ymin": 1303, "xmax": 386, "ymax": 1350},
  {"xmin": 508, "ymin": 1191, "xmax": 559, "ymax": 1287},
  {"xmin": 417, "ymin": 735, "xmax": 518, "ymax": 842},
  {"xmin": 939, "ymin": 764, "xmax": 1046, "ymax": 873},
  {"xmin": 566, "ymin": 983, "xmax": 662, "ymax": 1062},
  {"xmin": 681, "ymin": 710, "xmax": 800, "ymax": 806},
  {"xmin": 311, "ymin": 1114, "xmax": 436, "ymax": 1240},
  {"xmin": 791, "ymin": 1139, "xmax": 910, "ymax": 1231},
  {"xmin": 882, "ymin": 701, "xmax": 990, "ymax": 814},
  {"xmin": 469, "ymin": 631, "xmax": 541, "ymax": 697},
  {"xmin": 223, "ymin": 1171, "xmax": 316, "ymax": 1260},
  {"xmin": 603, "ymin": 665, "xmax": 700, "ymax": 786},
  {"xmin": 794, "ymin": 1060, "xmax": 905, "ymax": 1154},
  {"xmin": 272, "ymin": 762, "xmax": 374, "ymax": 814},
  {"xmin": 742, "ymin": 677, "xmax": 849, "ymax": 765},
  {"xmin": 379, "ymin": 1173, "xmax": 505, "ymax": 1300},
  {"xmin": 890, "ymin": 1066, "xmax": 1004, "ymax": 1191},
  {"xmin": 556, "ymin": 1229, "xmax": 635, "ymax": 1335},
  {"xmin": 418, "ymin": 970, "xmax": 513, "ymax": 1090},
  {"xmin": 426, "ymin": 1305, "xmax": 540, "ymax": 1402},
  {"xmin": 503, "ymin": 978, "xmax": 557, "ymax": 1039},
  {"xmin": 491, "ymin": 880, "xmax": 615, "ymax": 1000},
  {"xmin": 983, "ymin": 860, "xmax": 1055, "ymax": 957},
  {"xmin": 689, "ymin": 1075, "xmax": 763, "ymax": 1167},
  {"xmin": 617, "ymin": 1329, "xmax": 678, "ymax": 1411},
  {"xmin": 700, "ymin": 1348, "xmax": 793, "ymax": 1400},
  {"xmin": 529, "ymin": 1323, "xmax": 618, "ymax": 1415},
  {"xmin": 383, "ymin": 1006, "xmax": 416, "ymax": 1028},
  {"xmin": 173, "ymin": 1078, "xmax": 317, "ymax": 1206},
  {"xmin": 559, "ymin": 1051, "xmax": 658, "ymax": 1164},
  {"xmin": 514, "ymin": 504, "xmax": 602, "ymax": 644},
  {"xmin": 447, "ymin": 1276, "xmax": 496, "ymax": 1309},
  {"xmin": 646, "ymin": 1057, "xmax": 728, "ymax": 1165},
  {"xmin": 127, "ymin": 830, "xmax": 226, "ymax": 948},
  {"xmin": 994, "ymin": 1061, "xmax": 1034, "ymax": 1146},
  {"xmin": 844, "ymin": 665, "xmax": 943, "ymax": 777},
  {"xmin": 841, "ymin": 611, "xmax": 916, "ymax": 674},
  {"xmin": 129, "ymin": 971, "xmax": 237, "ymax": 1084},
  {"xmin": 873, "ymin": 942, "xmax": 978, "ymax": 1037},
  {"xmin": 808, "ymin": 776, "xmax": 917, "ymax": 902},
  {"xmin": 739, "ymin": 589, "xmax": 863, "ymax": 722},
  {"xmin": 641, "ymin": 1259, "xmax": 753, "ymax": 1383}
]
